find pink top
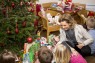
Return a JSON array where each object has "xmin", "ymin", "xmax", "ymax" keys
[{"xmin": 70, "ymin": 53, "xmax": 87, "ymax": 63}]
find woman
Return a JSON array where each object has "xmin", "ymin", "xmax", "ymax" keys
[
  {"xmin": 58, "ymin": 14, "xmax": 93, "ymax": 56},
  {"xmin": 54, "ymin": 41, "xmax": 87, "ymax": 63}
]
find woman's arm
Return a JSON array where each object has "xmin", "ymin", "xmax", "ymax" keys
[{"xmin": 79, "ymin": 25, "xmax": 93, "ymax": 45}]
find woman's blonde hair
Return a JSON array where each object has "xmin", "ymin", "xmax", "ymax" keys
[
  {"xmin": 59, "ymin": 13, "xmax": 77, "ymax": 28},
  {"xmin": 54, "ymin": 44, "xmax": 71, "ymax": 63}
]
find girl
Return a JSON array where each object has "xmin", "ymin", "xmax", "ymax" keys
[{"xmin": 54, "ymin": 41, "xmax": 87, "ymax": 63}]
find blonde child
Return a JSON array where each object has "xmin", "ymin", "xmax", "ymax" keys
[{"xmin": 54, "ymin": 41, "xmax": 87, "ymax": 63}]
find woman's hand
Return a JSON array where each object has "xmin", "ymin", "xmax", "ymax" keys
[{"xmin": 77, "ymin": 43, "xmax": 84, "ymax": 49}]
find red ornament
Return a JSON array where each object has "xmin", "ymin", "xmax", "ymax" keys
[
  {"xmin": 22, "ymin": 21, "xmax": 26, "ymax": 27},
  {"xmin": 27, "ymin": 37, "xmax": 33, "ymax": 43},
  {"xmin": 15, "ymin": 27, "xmax": 19, "ymax": 34},
  {"xmin": 12, "ymin": 2, "xmax": 15, "ymax": 8},
  {"xmin": 34, "ymin": 20, "xmax": 38, "ymax": 27},
  {"xmin": 88, "ymin": 11, "xmax": 94, "ymax": 16},
  {"xmin": 2, "ymin": 9, "xmax": 6, "ymax": 15}
]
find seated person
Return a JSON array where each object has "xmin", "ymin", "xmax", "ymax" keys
[
  {"xmin": 0, "ymin": 49, "xmax": 16, "ymax": 63},
  {"xmin": 84, "ymin": 16, "xmax": 95, "ymax": 55},
  {"xmin": 54, "ymin": 41, "xmax": 87, "ymax": 63},
  {"xmin": 58, "ymin": 14, "xmax": 93, "ymax": 57}
]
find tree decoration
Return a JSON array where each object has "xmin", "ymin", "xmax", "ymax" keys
[
  {"xmin": 2, "ymin": 8, "xmax": 6, "ymax": 15},
  {"xmin": 11, "ymin": 2, "xmax": 15, "ymax": 8},
  {"xmin": 27, "ymin": 37, "xmax": 33, "ymax": 43},
  {"xmin": 22, "ymin": 21, "xmax": 26, "ymax": 27},
  {"xmin": 15, "ymin": 27, "xmax": 19, "ymax": 34},
  {"xmin": 28, "ymin": 42, "xmax": 40, "ymax": 62},
  {"xmin": 0, "ymin": 0, "xmax": 38, "ymax": 51}
]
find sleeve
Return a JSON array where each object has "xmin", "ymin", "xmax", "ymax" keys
[
  {"xmin": 58, "ymin": 29, "xmax": 66, "ymax": 44},
  {"xmin": 79, "ymin": 25, "xmax": 94, "ymax": 45}
]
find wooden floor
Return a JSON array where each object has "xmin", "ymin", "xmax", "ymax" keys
[
  {"xmin": 85, "ymin": 56, "xmax": 95, "ymax": 63},
  {"xmin": 40, "ymin": 30, "xmax": 95, "ymax": 63}
]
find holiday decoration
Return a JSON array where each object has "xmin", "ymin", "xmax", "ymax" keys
[
  {"xmin": 22, "ymin": 21, "xmax": 26, "ymax": 27},
  {"xmin": 88, "ymin": 11, "xmax": 94, "ymax": 16},
  {"xmin": 27, "ymin": 37, "xmax": 33, "ymax": 43},
  {"xmin": 12, "ymin": 2, "xmax": 15, "ymax": 8},
  {"xmin": 15, "ymin": 27, "xmax": 19, "ymax": 34},
  {"xmin": 0, "ymin": 0, "xmax": 38, "ymax": 54},
  {"xmin": 34, "ymin": 20, "xmax": 38, "ymax": 27},
  {"xmin": 28, "ymin": 42, "xmax": 40, "ymax": 62}
]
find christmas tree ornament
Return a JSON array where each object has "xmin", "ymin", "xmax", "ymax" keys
[
  {"xmin": 15, "ymin": 27, "xmax": 19, "ymax": 34},
  {"xmin": 22, "ymin": 21, "xmax": 26, "ymax": 27},
  {"xmin": 34, "ymin": 20, "xmax": 38, "ymax": 27},
  {"xmin": 12, "ymin": 2, "xmax": 15, "ymax": 8},
  {"xmin": 2, "ymin": 9, "xmax": 6, "ymax": 15},
  {"xmin": 27, "ymin": 37, "xmax": 33, "ymax": 43}
]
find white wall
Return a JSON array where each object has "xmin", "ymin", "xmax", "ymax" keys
[
  {"xmin": 38, "ymin": 0, "xmax": 58, "ymax": 4},
  {"xmin": 72, "ymin": 0, "xmax": 95, "ymax": 5},
  {"xmin": 38, "ymin": 0, "xmax": 95, "ymax": 4}
]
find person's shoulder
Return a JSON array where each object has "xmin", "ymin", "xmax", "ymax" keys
[
  {"xmin": 70, "ymin": 53, "xmax": 87, "ymax": 63},
  {"xmin": 75, "ymin": 24, "xmax": 83, "ymax": 28}
]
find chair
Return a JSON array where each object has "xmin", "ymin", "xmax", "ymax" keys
[
  {"xmin": 77, "ymin": 9, "xmax": 88, "ymax": 17},
  {"xmin": 77, "ymin": 10, "xmax": 88, "ymax": 25},
  {"xmin": 38, "ymin": 10, "xmax": 61, "ymax": 41}
]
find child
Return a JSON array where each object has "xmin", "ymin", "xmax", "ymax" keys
[
  {"xmin": 84, "ymin": 16, "xmax": 95, "ymax": 55},
  {"xmin": 54, "ymin": 41, "xmax": 87, "ymax": 63},
  {"xmin": 35, "ymin": 46, "xmax": 53, "ymax": 63},
  {"xmin": 0, "ymin": 49, "xmax": 16, "ymax": 63}
]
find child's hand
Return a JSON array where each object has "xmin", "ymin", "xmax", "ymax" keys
[{"xmin": 71, "ymin": 48, "xmax": 78, "ymax": 56}]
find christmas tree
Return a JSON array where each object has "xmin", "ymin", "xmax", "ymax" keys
[{"xmin": 0, "ymin": 0, "xmax": 38, "ymax": 53}]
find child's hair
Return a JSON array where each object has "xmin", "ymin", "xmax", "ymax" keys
[
  {"xmin": 86, "ymin": 16, "xmax": 95, "ymax": 29},
  {"xmin": 38, "ymin": 46, "xmax": 53, "ymax": 63},
  {"xmin": 54, "ymin": 43, "xmax": 71, "ymax": 63},
  {"xmin": 0, "ymin": 49, "xmax": 16, "ymax": 63}
]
